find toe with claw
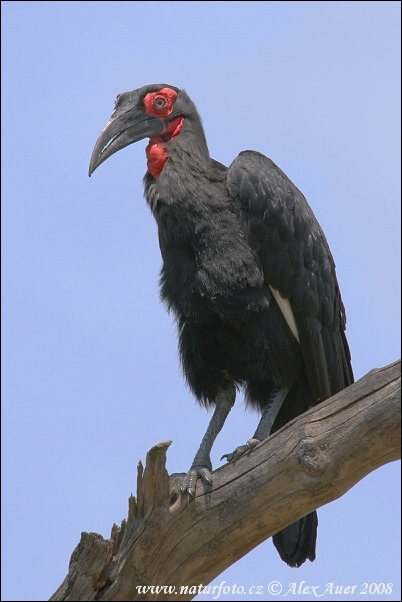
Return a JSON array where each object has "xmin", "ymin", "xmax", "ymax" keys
[
  {"xmin": 180, "ymin": 465, "xmax": 212, "ymax": 499},
  {"xmin": 221, "ymin": 438, "xmax": 260, "ymax": 463}
]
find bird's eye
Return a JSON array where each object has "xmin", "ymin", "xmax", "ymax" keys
[
  {"xmin": 142, "ymin": 88, "xmax": 176, "ymax": 117},
  {"xmin": 154, "ymin": 97, "xmax": 166, "ymax": 109}
]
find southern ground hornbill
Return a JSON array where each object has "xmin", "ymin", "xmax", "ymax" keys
[{"xmin": 89, "ymin": 84, "xmax": 353, "ymax": 568}]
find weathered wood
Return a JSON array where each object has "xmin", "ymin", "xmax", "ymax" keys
[{"xmin": 50, "ymin": 360, "xmax": 401, "ymax": 602}]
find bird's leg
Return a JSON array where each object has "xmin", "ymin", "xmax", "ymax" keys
[
  {"xmin": 221, "ymin": 385, "xmax": 289, "ymax": 463},
  {"xmin": 180, "ymin": 381, "xmax": 235, "ymax": 499}
]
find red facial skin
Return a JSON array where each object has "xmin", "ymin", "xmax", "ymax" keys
[{"xmin": 143, "ymin": 88, "xmax": 184, "ymax": 178}]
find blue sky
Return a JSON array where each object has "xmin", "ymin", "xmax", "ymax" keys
[{"xmin": 2, "ymin": 2, "xmax": 400, "ymax": 601}]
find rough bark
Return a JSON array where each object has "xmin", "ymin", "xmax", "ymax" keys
[{"xmin": 50, "ymin": 360, "xmax": 401, "ymax": 602}]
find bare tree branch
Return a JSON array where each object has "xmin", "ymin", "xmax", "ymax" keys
[{"xmin": 50, "ymin": 360, "xmax": 401, "ymax": 602}]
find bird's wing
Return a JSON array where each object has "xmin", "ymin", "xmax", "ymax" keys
[{"xmin": 227, "ymin": 150, "xmax": 353, "ymax": 401}]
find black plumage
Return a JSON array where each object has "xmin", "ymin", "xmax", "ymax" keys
[{"xmin": 89, "ymin": 84, "xmax": 353, "ymax": 567}]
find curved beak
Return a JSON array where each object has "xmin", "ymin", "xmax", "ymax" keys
[{"xmin": 89, "ymin": 93, "xmax": 166, "ymax": 176}]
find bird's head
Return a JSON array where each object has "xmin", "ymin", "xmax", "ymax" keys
[{"xmin": 89, "ymin": 84, "xmax": 206, "ymax": 178}]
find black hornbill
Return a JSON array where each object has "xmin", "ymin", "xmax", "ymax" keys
[{"xmin": 89, "ymin": 84, "xmax": 353, "ymax": 568}]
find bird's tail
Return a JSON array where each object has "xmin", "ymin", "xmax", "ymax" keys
[{"xmin": 272, "ymin": 511, "xmax": 318, "ymax": 568}]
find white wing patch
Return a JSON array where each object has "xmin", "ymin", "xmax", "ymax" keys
[{"xmin": 269, "ymin": 285, "xmax": 300, "ymax": 343}]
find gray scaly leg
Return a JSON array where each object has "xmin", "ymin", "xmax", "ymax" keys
[
  {"xmin": 222, "ymin": 385, "xmax": 289, "ymax": 462},
  {"xmin": 180, "ymin": 382, "xmax": 235, "ymax": 498}
]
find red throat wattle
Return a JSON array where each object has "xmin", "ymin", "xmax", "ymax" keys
[
  {"xmin": 145, "ymin": 117, "xmax": 183, "ymax": 178},
  {"xmin": 142, "ymin": 87, "xmax": 184, "ymax": 178}
]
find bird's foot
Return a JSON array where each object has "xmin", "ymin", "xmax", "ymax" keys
[
  {"xmin": 221, "ymin": 438, "xmax": 260, "ymax": 463},
  {"xmin": 179, "ymin": 465, "xmax": 212, "ymax": 499}
]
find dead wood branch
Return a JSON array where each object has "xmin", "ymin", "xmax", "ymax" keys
[{"xmin": 50, "ymin": 360, "xmax": 401, "ymax": 602}]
